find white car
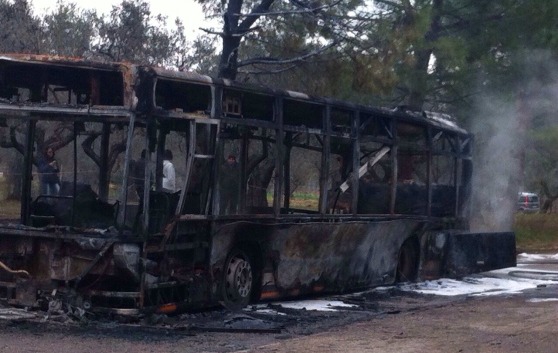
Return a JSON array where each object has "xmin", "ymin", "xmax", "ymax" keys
[{"xmin": 517, "ymin": 192, "xmax": 540, "ymax": 213}]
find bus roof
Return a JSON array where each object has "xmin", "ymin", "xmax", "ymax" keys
[{"xmin": 0, "ymin": 54, "xmax": 468, "ymax": 135}]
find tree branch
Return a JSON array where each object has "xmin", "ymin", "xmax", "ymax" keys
[
  {"xmin": 247, "ymin": 136, "xmax": 268, "ymax": 175},
  {"xmin": 430, "ymin": 12, "xmax": 506, "ymax": 41},
  {"xmin": 238, "ymin": 64, "xmax": 298, "ymax": 75},
  {"xmin": 235, "ymin": 0, "xmax": 343, "ymax": 19},
  {"xmin": 237, "ymin": 0, "xmax": 276, "ymax": 34},
  {"xmin": 81, "ymin": 132, "xmax": 101, "ymax": 166},
  {"xmin": 108, "ymin": 140, "xmax": 127, "ymax": 172},
  {"xmin": 238, "ymin": 42, "xmax": 336, "ymax": 67},
  {"xmin": 373, "ymin": 0, "xmax": 407, "ymax": 12},
  {"xmin": 200, "ymin": 27, "xmax": 225, "ymax": 36},
  {"xmin": 44, "ymin": 123, "xmax": 82, "ymax": 152},
  {"xmin": 9, "ymin": 127, "xmax": 24, "ymax": 155}
]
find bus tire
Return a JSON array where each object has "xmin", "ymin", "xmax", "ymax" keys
[
  {"xmin": 396, "ymin": 238, "xmax": 419, "ymax": 282},
  {"xmin": 222, "ymin": 248, "xmax": 254, "ymax": 309}
]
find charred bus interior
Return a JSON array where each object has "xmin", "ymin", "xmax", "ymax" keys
[{"xmin": 0, "ymin": 55, "xmax": 515, "ymax": 315}]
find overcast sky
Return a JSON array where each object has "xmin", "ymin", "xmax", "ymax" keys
[{"xmin": 31, "ymin": 0, "xmax": 209, "ymax": 36}]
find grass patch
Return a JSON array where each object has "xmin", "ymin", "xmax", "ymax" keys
[
  {"xmin": 0, "ymin": 199, "xmax": 21, "ymax": 220},
  {"xmin": 289, "ymin": 192, "xmax": 319, "ymax": 210},
  {"xmin": 514, "ymin": 213, "xmax": 558, "ymax": 252}
]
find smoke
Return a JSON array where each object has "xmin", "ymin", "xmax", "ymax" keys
[
  {"xmin": 469, "ymin": 50, "xmax": 558, "ymax": 232},
  {"xmin": 469, "ymin": 93, "xmax": 521, "ymax": 232}
]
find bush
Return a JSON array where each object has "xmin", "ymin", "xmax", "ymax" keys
[{"xmin": 514, "ymin": 213, "xmax": 558, "ymax": 252}]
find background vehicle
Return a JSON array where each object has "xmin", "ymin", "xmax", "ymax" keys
[{"xmin": 518, "ymin": 192, "xmax": 540, "ymax": 213}]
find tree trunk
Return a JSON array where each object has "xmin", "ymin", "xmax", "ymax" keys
[
  {"xmin": 6, "ymin": 152, "xmax": 23, "ymax": 200},
  {"xmin": 216, "ymin": 0, "xmax": 275, "ymax": 80},
  {"xmin": 406, "ymin": 48, "xmax": 433, "ymax": 110},
  {"xmin": 540, "ymin": 181, "xmax": 557, "ymax": 214},
  {"xmin": 402, "ymin": 0, "xmax": 443, "ymax": 110},
  {"xmin": 541, "ymin": 198, "xmax": 555, "ymax": 213},
  {"xmin": 217, "ymin": 0, "xmax": 243, "ymax": 80},
  {"xmin": 218, "ymin": 37, "xmax": 242, "ymax": 80},
  {"xmin": 246, "ymin": 159, "xmax": 275, "ymax": 208}
]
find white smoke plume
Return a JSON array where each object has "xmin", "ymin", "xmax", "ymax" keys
[{"xmin": 469, "ymin": 50, "xmax": 558, "ymax": 232}]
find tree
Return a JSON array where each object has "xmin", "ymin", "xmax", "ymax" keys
[
  {"xmin": 0, "ymin": 0, "xmax": 42, "ymax": 199},
  {"xmin": 196, "ymin": 0, "xmax": 365, "ymax": 80},
  {"xmin": 178, "ymin": 34, "xmax": 219, "ymax": 74},
  {"xmin": 489, "ymin": 2, "xmax": 558, "ymax": 212},
  {"xmin": 42, "ymin": 1, "xmax": 96, "ymax": 56},
  {"xmin": 516, "ymin": 51, "xmax": 558, "ymax": 211},
  {"xmin": 91, "ymin": 0, "xmax": 188, "ymax": 67},
  {"xmin": 357, "ymin": 1, "xmax": 523, "ymax": 111},
  {"xmin": 0, "ymin": 0, "xmax": 42, "ymax": 53},
  {"xmin": 529, "ymin": 128, "xmax": 558, "ymax": 212}
]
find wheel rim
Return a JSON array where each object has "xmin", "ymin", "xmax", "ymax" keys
[{"xmin": 225, "ymin": 254, "xmax": 253, "ymax": 303}]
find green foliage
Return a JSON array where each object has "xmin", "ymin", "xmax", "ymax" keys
[
  {"xmin": 1, "ymin": 0, "xmax": 555, "ymax": 113},
  {"xmin": 506, "ymin": 0, "xmax": 558, "ymax": 51},
  {"xmin": 432, "ymin": 37, "xmax": 467, "ymax": 72},
  {"xmin": 0, "ymin": 0, "xmax": 192, "ymax": 68},
  {"xmin": 194, "ymin": 0, "xmax": 368, "ymax": 79},
  {"xmin": 92, "ymin": 0, "xmax": 188, "ymax": 66},
  {"xmin": 181, "ymin": 35, "xmax": 219, "ymax": 75},
  {"xmin": 42, "ymin": 1, "xmax": 95, "ymax": 56},
  {"xmin": 525, "ymin": 126, "xmax": 558, "ymax": 192},
  {"xmin": 514, "ymin": 213, "xmax": 558, "ymax": 252},
  {"xmin": 0, "ymin": 0, "xmax": 41, "ymax": 53}
]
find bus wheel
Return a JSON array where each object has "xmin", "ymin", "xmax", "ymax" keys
[
  {"xmin": 396, "ymin": 239, "xmax": 419, "ymax": 282},
  {"xmin": 223, "ymin": 248, "xmax": 254, "ymax": 308}
]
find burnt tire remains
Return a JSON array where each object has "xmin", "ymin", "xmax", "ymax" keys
[{"xmin": 223, "ymin": 248, "xmax": 254, "ymax": 308}]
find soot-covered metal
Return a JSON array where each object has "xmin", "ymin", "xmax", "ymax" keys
[{"xmin": 0, "ymin": 55, "xmax": 515, "ymax": 316}]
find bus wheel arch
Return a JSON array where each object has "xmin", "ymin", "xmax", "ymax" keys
[
  {"xmin": 221, "ymin": 242, "xmax": 263, "ymax": 308},
  {"xmin": 396, "ymin": 236, "xmax": 420, "ymax": 283}
]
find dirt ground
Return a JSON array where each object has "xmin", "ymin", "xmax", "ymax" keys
[
  {"xmin": 1, "ymin": 282, "xmax": 557, "ymax": 353},
  {"xmin": 259, "ymin": 294, "xmax": 558, "ymax": 353}
]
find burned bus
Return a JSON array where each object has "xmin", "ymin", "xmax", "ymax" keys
[{"xmin": 0, "ymin": 54, "xmax": 515, "ymax": 315}]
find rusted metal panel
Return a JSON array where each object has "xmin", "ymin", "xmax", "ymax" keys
[
  {"xmin": 148, "ymin": 66, "xmax": 215, "ymax": 84},
  {"xmin": 0, "ymin": 54, "xmax": 469, "ymax": 138},
  {"xmin": 210, "ymin": 218, "xmax": 424, "ymax": 298},
  {"xmin": 444, "ymin": 231, "xmax": 516, "ymax": 277},
  {"xmin": 0, "ymin": 53, "xmax": 136, "ymax": 111},
  {"xmin": 0, "ymin": 54, "xmax": 123, "ymax": 70},
  {"xmin": 0, "ymin": 105, "xmax": 133, "ymax": 118},
  {"xmin": 419, "ymin": 231, "xmax": 516, "ymax": 279}
]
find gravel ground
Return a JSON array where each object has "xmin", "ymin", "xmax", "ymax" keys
[{"xmin": 1, "ymin": 265, "xmax": 557, "ymax": 353}]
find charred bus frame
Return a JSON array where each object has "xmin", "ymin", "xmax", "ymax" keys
[{"xmin": 0, "ymin": 55, "xmax": 515, "ymax": 315}]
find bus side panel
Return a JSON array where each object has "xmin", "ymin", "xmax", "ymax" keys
[
  {"xmin": 210, "ymin": 219, "xmax": 424, "ymax": 300},
  {"xmin": 419, "ymin": 231, "xmax": 516, "ymax": 279}
]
